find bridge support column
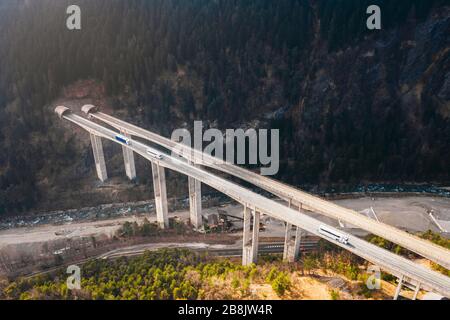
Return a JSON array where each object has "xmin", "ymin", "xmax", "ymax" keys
[
  {"xmin": 393, "ymin": 275, "xmax": 404, "ymax": 300},
  {"xmin": 293, "ymin": 227, "xmax": 302, "ymax": 260},
  {"xmin": 251, "ymin": 210, "xmax": 260, "ymax": 263},
  {"xmin": 412, "ymin": 283, "xmax": 421, "ymax": 300},
  {"xmin": 283, "ymin": 200, "xmax": 302, "ymax": 262},
  {"xmin": 283, "ymin": 223, "xmax": 292, "ymax": 261},
  {"xmin": 90, "ymin": 134, "xmax": 108, "ymax": 182},
  {"xmin": 242, "ymin": 206, "xmax": 251, "ymax": 265},
  {"xmin": 121, "ymin": 133, "xmax": 136, "ymax": 180},
  {"xmin": 188, "ymin": 162, "xmax": 202, "ymax": 229},
  {"xmin": 293, "ymin": 205, "xmax": 305, "ymax": 260},
  {"xmin": 242, "ymin": 207, "xmax": 260, "ymax": 266},
  {"xmin": 283, "ymin": 224, "xmax": 302, "ymax": 262},
  {"xmin": 151, "ymin": 162, "xmax": 169, "ymax": 229}
]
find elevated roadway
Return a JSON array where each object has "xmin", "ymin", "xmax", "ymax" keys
[
  {"xmin": 86, "ymin": 110, "xmax": 450, "ymax": 270},
  {"xmin": 58, "ymin": 109, "xmax": 450, "ymax": 297}
]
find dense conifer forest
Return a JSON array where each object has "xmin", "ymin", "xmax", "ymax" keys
[{"xmin": 0, "ymin": 0, "xmax": 448, "ymax": 214}]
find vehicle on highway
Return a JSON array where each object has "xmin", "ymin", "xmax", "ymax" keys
[
  {"xmin": 146, "ymin": 148, "xmax": 163, "ymax": 159},
  {"xmin": 115, "ymin": 134, "xmax": 131, "ymax": 145},
  {"xmin": 318, "ymin": 225, "xmax": 349, "ymax": 244}
]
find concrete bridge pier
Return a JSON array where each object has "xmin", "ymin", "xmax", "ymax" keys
[
  {"xmin": 283, "ymin": 223, "xmax": 292, "ymax": 261},
  {"xmin": 293, "ymin": 227, "xmax": 302, "ymax": 259},
  {"xmin": 242, "ymin": 206, "xmax": 260, "ymax": 266},
  {"xmin": 283, "ymin": 200, "xmax": 302, "ymax": 262},
  {"xmin": 283, "ymin": 224, "xmax": 302, "ymax": 262},
  {"xmin": 242, "ymin": 206, "xmax": 252, "ymax": 265},
  {"xmin": 188, "ymin": 162, "xmax": 202, "ymax": 229},
  {"xmin": 393, "ymin": 275, "xmax": 404, "ymax": 300},
  {"xmin": 151, "ymin": 162, "xmax": 169, "ymax": 229},
  {"xmin": 412, "ymin": 283, "xmax": 421, "ymax": 300},
  {"xmin": 90, "ymin": 133, "xmax": 108, "ymax": 182},
  {"xmin": 121, "ymin": 132, "xmax": 136, "ymax": 180}
]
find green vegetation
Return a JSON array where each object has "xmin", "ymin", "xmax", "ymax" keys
[
  {"xmin": 367, "ymin": 231, "xmax": 450, "ymax": 276},
  {"xmin": 419, "ymin": 230, "xmax": 450, "ymax": 276},
  {"xmin": 2, "ymin": 249, "xmax": 296, "ymax": 300},
  {"xmin": 265, "ymin": 267, "xmax": 292, "ymax": 296},
  {"xmin": 317, "ymin": 0, "xmax": 445, "ymax": 51},
  {"xmin": 271, "ymin": 272, "xmax": 291, "ymax": 296},
  {"xmin": 366, "ymin": 229, "xmax": 450, "ymax": 256},
  {"xmin": 366, "ymin": 235, "xmax": 407, "ymax": 256},
  {"xmin": 1, "ymin": 243, "xmax": 396, "ymax": 300},
  {"xmin": 311, "ymin": 240, "xmax": 365, "ymax": 280},
  {"xmin": 330, "ymin": 289, "xmax": 340, "ymax": 300},
  {"xmin": 430, "ymin": 263, "xmax": 450, "ymax": 277},
  {"xmin": 419, "ymin": 230, "xmax": 450, "ymax": 250},
  {"xmin": 0, "ymin": 0, "xmax": 448, "ymax": 214},
  {"xmin": 316, "ymin": 252, "xmax": 362, "ymax": 281}
]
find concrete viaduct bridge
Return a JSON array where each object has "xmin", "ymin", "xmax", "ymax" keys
[{"xmin": 55, "ymin": 105, "xmax": 450, "ymax": 299}]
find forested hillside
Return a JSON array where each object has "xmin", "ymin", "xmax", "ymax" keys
[
  {"xmin": 0, "ymin": 0, "xmax": 449, "ymax": 215},
  {"xmin": 1, "ymin": 248, "xmax": 370, "ymax": 300}
]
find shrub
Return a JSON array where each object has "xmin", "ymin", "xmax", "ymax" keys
[
  {"xmin": 330, "ymin": 290, "xmax": 340, "ymax": 300},
  {"xmin": 271, "ymin": 272, "xmax": 291, "ymax": 296}
]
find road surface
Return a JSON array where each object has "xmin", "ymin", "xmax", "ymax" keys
[
  {"xmin": 60, "ymin": 111, "xmax": 450, "ymax": 297},
  {"xmin": 89, "ymin": 111, "xmax": 450, "ymax": 270}
]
